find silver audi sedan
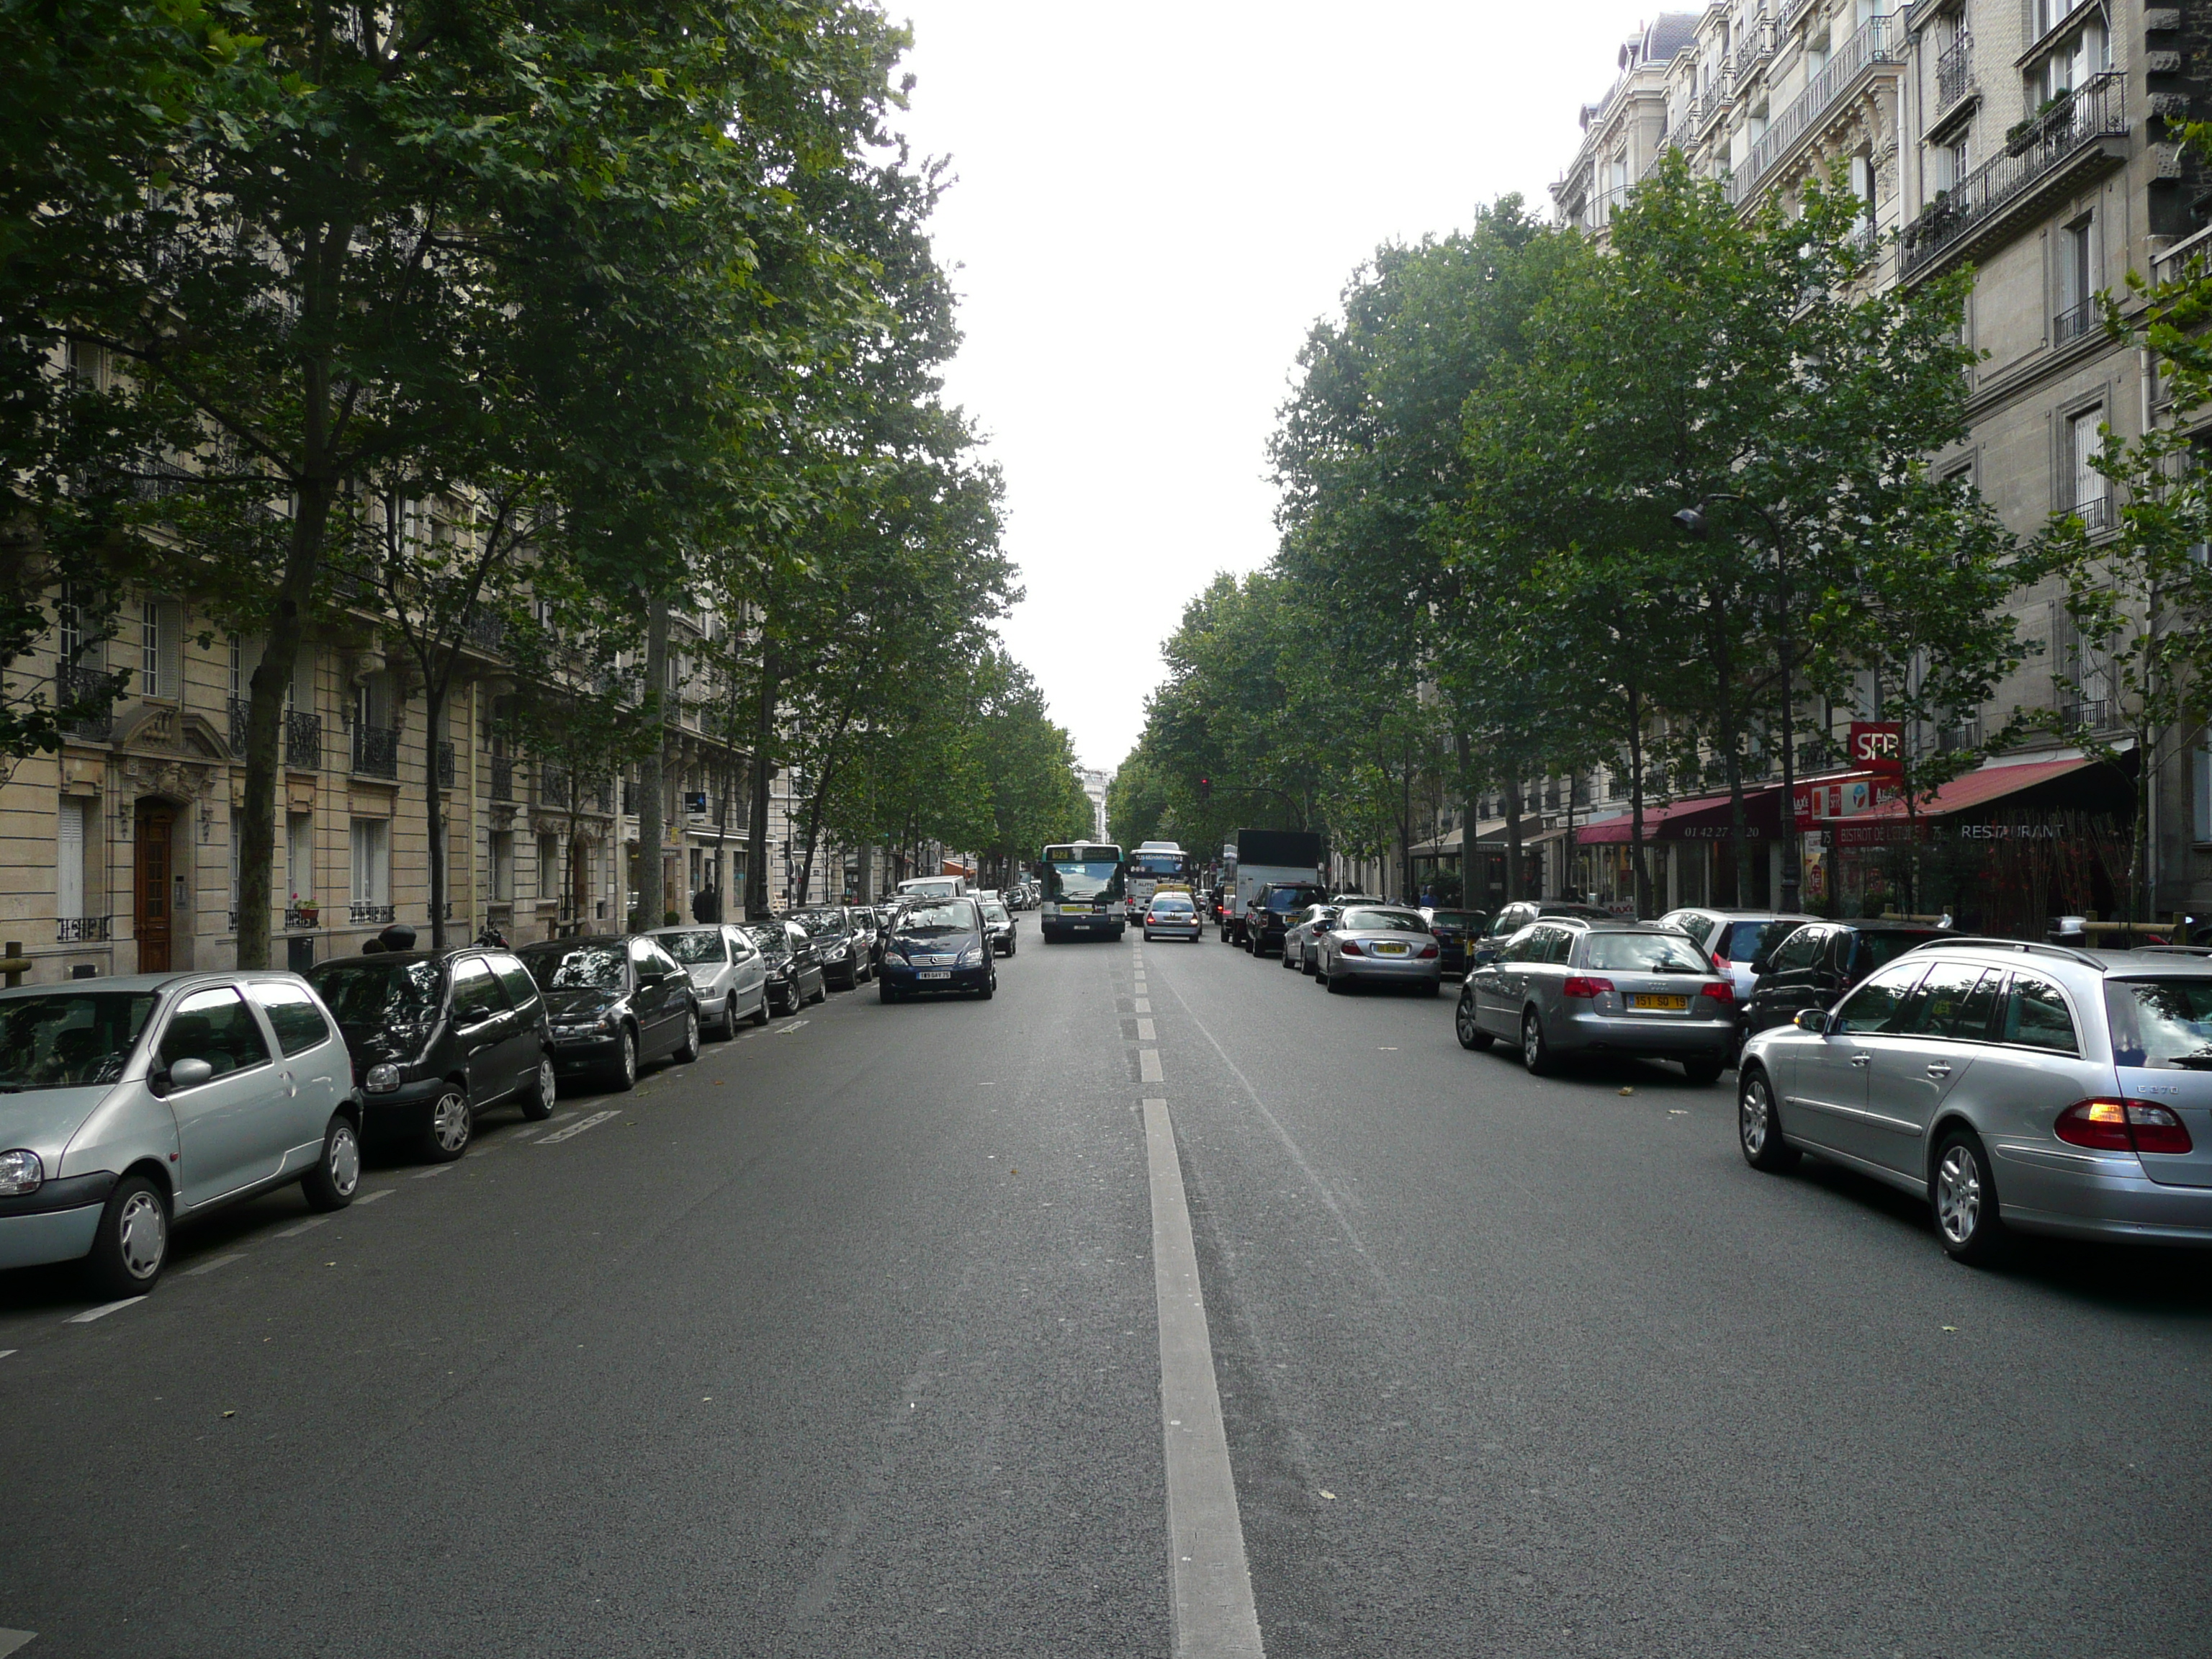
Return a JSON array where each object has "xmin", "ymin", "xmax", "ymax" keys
[
  {"xmin": 1459, "ymin": 920, "xmax": 1736, "ymax": 1083},
  {"xmin": 0, "ymin": 973, "xmax": 362, "ymax": 1295},
  {"xmin": 1316, "ymin": 905, "xmax": 1443, "ymax": 994},
  {"xmin": 1736, "ymin": 939, "xmax": 2212, "ymax": 1262}
]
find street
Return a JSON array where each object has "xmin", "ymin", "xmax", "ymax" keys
[{"xmin": 2, "ymin": 928, "xmax": 2208, "ymax": 1657}]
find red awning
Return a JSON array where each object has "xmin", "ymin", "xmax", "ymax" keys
[
  {"xmin": 1575, "ymin": 787, "xmax": 1784, "ymax": 845},
  {"xmin": 1852, "ymin": 756, "xmax": 2098, "ymax": 822}
]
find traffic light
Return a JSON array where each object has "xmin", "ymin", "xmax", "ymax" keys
[{"xmin": 1197, "ymin": 775, "xmax": 1212, "ymax": 802}]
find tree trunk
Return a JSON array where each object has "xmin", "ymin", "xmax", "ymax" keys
[
  {"xmin": 855, "ymin": 840, "xmax": 873, "ymax": 904},
  {"xmin": 1628, "ymin": 689, "xmax": 1650, "ymax": 919},
  {"xmin": 1504, "ymin": 773, "xmax": 1525, "ymax": 902},
  {"xmin": 745, "ymin": 644, "xmax": 780, "ymax": 920},
  {"xmin": 634, "ymin": 596, "xmax": 670, "ymax": 927},
  {"xmin": 1455, "ymin": 729, "xmax": 1478, "ymax": 909},
  {"xmin": 236, "ymin": 479, "xmax": 336, "ymax": 970},
  {"xmin": 425, "ymin": 678, "xmax": 449, "ymax": 950}
]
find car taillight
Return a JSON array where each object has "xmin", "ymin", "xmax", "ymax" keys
[
  {"xmin": 1340, "ymin": 940, "xmax": 1365, "ymax": 956},
  {"xmin": 1712, "ymin": 953, "xmax": 1730, "ymax": 974},
  {"xmin": 1699, "ymin": 981, "xmax": 1735, "ymax": 1004},
  {"xmin": 2056, "ymin": 1099, "xmax": 2195, "ymax": 1156},
  {"xmin": 1416, "ymin": 943, "xmax": 1438, "ymax": 959},
  {"xmin": 1561, "ymin": 976, "xmax": 1614, "ymax": 999}
]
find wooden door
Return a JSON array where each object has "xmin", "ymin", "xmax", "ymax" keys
[{"xmin": 135, "ymin": 800, "xmax": 173, "ymax": 972}]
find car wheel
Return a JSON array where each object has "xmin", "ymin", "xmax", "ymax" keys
[
  {"xmin": 880, "ymin": 981, "xmax": 900, "ymax": 1004},
  {"xmin": 1325, "ymin": 967, "xmax": 1346, "ymax": 994},
  {"xmin": 303, "ymin": 1112, "xmax": 362, "ymax": 1210},
  {"xmin": 718, "ymin": 994, "xmax": 740, "ymax": 1038},
  {"xmin": 1302, "ymin": 950, "xmax": 1316, "ymax": 976},
  {"xmin": 809, "ymin": 976, "xmax": 827, "ymax": 1006},
  {"xmin": 976, "ymin": 976, "xmax": 995, "ymax": 1001},
  {"xmin": 1143, "ymin": 928, "xmax": 1153, "ymax": 941},
  {"xmin": 1455, "ymin": 990, "xmax": 1492, "ymax": 1051},
  {"xmin": 521, "ymin": 1053, "xmax": 559, "ymax": 1120},
  {"xmin": 1737, "ymin": 1066, "xmax": 1798, "ymax": 1172},
  {"xmin": 1932, "ymin": 1128, "xmax": 2007, "ymax": 1265},
  {"xmin": 1007, "ymin": 940, "xmax": 1017, "ymax": 957},
  {"xmin": 84, "ymin": 1172, "xmax": 169, "ymax": 1296},
  {"xmin": 606, "ymin": 1026, "xmax": 638, "ymax": 1093},
  {"xmin": 421, "ymin": 1085, "xmax": 473, "ymax": 1162},
  {"xmin": 1681, "ymin": 1056, "xmax": 1725, "ymax": 1087},
  {"xmin": 1520, "ymin": 1010, "xmax": 1554, "ymax": 1076},
  {"xmin": 674, "ymin": 1006, "xmax": 701, "ymax": 1064},
  {"xmin": 752, "ymin": 989, "xmax": 773, "ymax": 1027},
  {"xmin": 769, "ymin": 979, "xmax": 791, "ymax": 1016}
]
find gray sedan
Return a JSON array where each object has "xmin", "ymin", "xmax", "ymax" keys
[
  {"xmin": 1737, "ymin": 939, "xmax": 2212, "ymax": 1262},
  {"xmin": 0, "ymin": 973, "xmax": 362, "ymax": 1295},
  {"xmin": 1460, "ymin": 921, "xmax": 1735, "ymax": 1083},
  {"xmin": 1316, "ymin": 906, "xmax": 1442, "ymax": 994}
]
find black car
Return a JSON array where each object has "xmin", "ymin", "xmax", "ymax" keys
[
  {"xmin": 306, "ymin": 948, "xmax": 555, "ymax": 1161},
  {"xmin": 1470, "ymin": 902, "xmax": 1616, "ymax": 968},
  {"xmin": 979, "ymin": 896, "xmax": 1017, "ymax": 956},
  {"xmin": 1742, "ymin": 919, "xmax": 1955, "ymax": 1040},
  {"xmin": 1247, "ymin": 881, "xmax": 1328, "ymax": 957},
  {"xmin": 791, "ymin": 907, "xmax": 873, "ymax": 990},
  {"xmin": 1421, "ymin": 907, "xmax": 1491, "ymax": 976},
  {"xmin": 745, "ymin": 920, "xmax": 829, "ymax": 1014},
  {"xmin": 878, "ymin": 896, "xmax": 998, "ymax": 1001},
  {"xmin": 514, "ymin": 934, "xmax": 701, "ymax": 1092}
]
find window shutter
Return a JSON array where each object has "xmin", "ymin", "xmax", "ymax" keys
[{"xmin": 57, "ymin": 799, "xmax": 86, "ymax": 920}]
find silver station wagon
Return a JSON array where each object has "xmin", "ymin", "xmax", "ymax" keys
[
  {"xmin": 0, "ymin": 972, "xmax": 361, "ymax": 1295},
  {"xmin": 1736, "ymin": 939, "xmax": 2212, "ymax": 1262}
]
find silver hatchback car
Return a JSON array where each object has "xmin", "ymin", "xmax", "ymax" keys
[
  {"xmin": 1459, "ymin": 920, "xmax": 1737, "ymax": 1083},
  {"xmin": 0, "ymin": 972, "xmax": 362, "ymax": 1295},
  {"xmin": 1736, "ymin": 939, "xmax": 2212, "ymax": 1262},
  {"xmin": 644, "ymin": 923, "xmax": 772, "ymax": 1037}
]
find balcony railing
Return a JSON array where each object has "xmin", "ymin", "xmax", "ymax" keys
[
  {"xmin": 56, "ymin": 915, "xmax": 111, "ymax": 943},
  {"xmin": 1900, "ymin": 73, "xmax": 2127, "ymax": 279},
  {"xmin": 1935, "ymin": 31, "xmax": 1972, "ymax": 111},
  {"xmin": 539, "ymin": 765, "xmax": 570, "ymax": 809},
  {"xmin": 228, "ymin": 695, "xmax": 249, "ymax": 757},
  {"xmin": 284, "ymin": 905, "xmax": 320, "ymax": 930},
  {"xmin": 1936, "ymin": 719, "xmax": 1983, "ymax": 755},
  {"xmin": 56, "ymin": 664, "xmax": 125, "ymax": 741},
  {"xmin": 1738, "ymin": 19, "xmax": 1777, "ymax": 73},
  {"xmin": 284, "ymin": 709, "xmax": 322, "ymax": 770},
  {"xmin": 2070, "ymin": 494, "xmax": 2113, "ymax": 534},
  {"xmin": 491, "ymin": 755, "xmax": 516, "ymax": 801},
  {"xmin": 1728, "ymin": 16, "xmax": 1905, "ymax": 206},
  {"xmin": 466, "ymin": 611, "xmax": 505, "ymax": 652},
  {"xmin": 2054, "ymin": 297, "xmax": 2099, "ymax": 346},
  {"xmin": 2061, "ymin": 698, "xmax": 2113, "ymax": 732},
  {"xmin": 351, "ymin": 722, "xmax": 400, "ymax": 778},
  {"xmin": 349, "ymin": 902, "xmax": 396, "ymax": 926},
  {"xmin": 436, "ymin": 739, "xmax": 456, "ymax": 788}
]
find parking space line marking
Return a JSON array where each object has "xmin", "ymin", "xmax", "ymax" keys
[
  {"xmin": 1143, "ymin": 1100, "xmax": 1265, "ymax": 1659},
  {"xmin": 1140, "ymin": 1049, "xmax": 1164, "ymax": 1083},
  {"xmin": 1137, "ymin": 1017, "xmax": 1157, "ymax": 1040},
  {"xmin": 0, "ymin": 1629, "xmax": 35, "ymax": 1657},
  {"xmin": 0, "ymin": 1351, "xmax": 17, "ymax": 1362},
  {"xmin": 1134, "ymin": 999, "xmax": 1152, "ymax": 1013},
  {"xmin": 274, "ymin": 1216, "xmax": 328, "ymax": 1238},
  {"xmin": 774, "ymin": 1020, "xmax": 809, "ymax": 1035},
  {"xmin": 538, "ymin": 1109, "xmax": 619, "ymax": 1145},
  {"xmin": 182, "ymin": 1254, "xmax": 245, "ymax": 1277},
  {"xmin": 355, "ymin": 1189, "xmax": 393, "ymax": 1204},
  {"xmin": 65, "ymin": 1297, "xmax": 147, "ymax": 1325}
]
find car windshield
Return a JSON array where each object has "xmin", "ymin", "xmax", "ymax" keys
[
  {"xmin": 1269, "ymin": 889, "xmax": 1319, "ymax": 913},
  {"xmin": 1427, "ymin": 911, "xmax": 1481, "ymax": 928},
  {"xmin": 1049, "ymin": 861, "xmax": 1119, "ymax": 900},
  {"xmin": 1726, "ymin": 921, "xmax": 1795, "ymax": 962},
  {"xmin": 657, "ymin": 930, "xmax": 728, "ymax": 966},
  {"xmin": 902, "ymin": 881, "xmax": 957, "ymax": 898},
  {"xmin": 517, "ymin": 943, "xmax": 625, "ymax": 992},
  {"xmin": 1149, "ymin": 896, "xmax": 1193, "ymax": 913},
  {"xmin": 2107, "ymin": 979, "xmax": 2212, "ymax": 1069},
  {"xmin": 792, "ymin": 912, "xmax": 848, "ymax": 938},
  {"xmin": 741, "ymin": 925, "xmax": 786, "ymax": 954},
  {"xmin": 981, "ymin": 902, "xmax": 1011, "ymax": 924},
  {"xmin": 901, "ymin": 900, "xmax": 977, "ymax": 933},
  {"xmin": 1341, "ymin": 908, "xmax": 1428, "ymax": 932},
  {"xmin": 309, "ymin": 958, "xmax": 444, "ymax": 1023},
  {"xmin": 1583, "ymin": 932, "xmax": 1712, "ymax": 973},
  {"xmin": 0, "ymin": 992, "xmax": 158, "ymax": 1091},
  {"xmin": 1861, "ymin": 930, "xmax": 1945, "ymax": 971}
]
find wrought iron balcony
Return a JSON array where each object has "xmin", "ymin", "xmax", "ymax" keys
[
  {"xmin": 491, "ymin": 755, "xmax": 516, "ymax": 801},
  {"xmin": 1900, "ymin": 73, "xmax": 2127, "ymax": 279},
  {"xmin": 466, "ymin": 611, "xmax": 505, "ymax": 652},
  {"xmin": 284, "ymin": 709, "xmax": 322, "ymax": 770},
  {"xmin": 284, "ymin": 905, "xmax": 320, "ymax": 930},
  {"xmin": 349, "ymin": 902, "xmax": 397, "ymax": 926},
  {"xmin": 2061, "ymin": 698, "xmax": 2113, "ymax": 732},
  {"xmin": 2054, "ymin": 298, "xmax": 2099, "ymax": 346},
  {"xmin": 56, "ymin": 664, "xmax": 125, "ymax": 741},
  {"xmin": 352, "ymin": 722, "xmax": 400, "ymax": 778},
  {"xmin": 1936, "ymin": 720, "xmax": 1983, "ymax": 756},
  {"xmin": 1728, "ymin": 15, "xmax": 1905, "ymax": 207},
  {"xmin": 2072, "ymin": 495, "xmax": 2113, "ymax": 534},
  {"xmin": 228, "ymin": 695, "xmax": 249, "ymax": 757},
  {"xmin": 539, "ymin": 765, "xmax": 570, "ymax": 809},
  {"xmin": 1935, "ymin": 31, "xmax": 1972, "ymax": 112},
  {"xmin": 56, "ymin": 915, "xmax": 111, "ymax": 943},
  {"xmin": 437, "ymin": 739, "xmax": 456, "ymax": 788}
]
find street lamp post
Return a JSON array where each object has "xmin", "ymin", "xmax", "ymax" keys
[{"xmin": 1673, "ymin": 496, "xmax": 1802, "ymax": 914}]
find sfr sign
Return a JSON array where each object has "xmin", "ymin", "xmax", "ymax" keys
[{"xmin": 1849, "ymin": 721, "xmax": 1904, "ymax": 778}]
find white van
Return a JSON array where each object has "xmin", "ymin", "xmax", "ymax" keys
[{"xmin": 896, "ymin": 875, "xmax": 968, "ymax": 900}]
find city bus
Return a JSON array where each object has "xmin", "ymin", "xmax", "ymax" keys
[
  {"xmin": 1124, "ymin": 841, "xmax": 1197, "ymax": 922},
  {"xmin": 1040, "ymin": 842, "xmax": 1126, "ymax": 943}
]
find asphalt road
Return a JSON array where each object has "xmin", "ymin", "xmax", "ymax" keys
[{"xmin": 1, "ymin": 920, "xmax": 2208, "ymax": 1657}]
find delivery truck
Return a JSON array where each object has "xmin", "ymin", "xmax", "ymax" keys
[{"xmin": 1226, "ymin": 827, "xmax": 1323, "ymax": 945}]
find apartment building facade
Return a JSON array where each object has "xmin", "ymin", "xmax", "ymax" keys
[{"xmin": 1534, "ymin": 0, "xmax": 2212, "ymax": 932}]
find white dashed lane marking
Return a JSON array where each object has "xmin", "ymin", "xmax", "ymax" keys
[
  {"xmin": 355, "ymin": 1189, "xmax": 394, "ymax": 1204},
  {"xmin": 182, "ymin": 1254, "xmax": 245, "ymax": 1277},
  {"xmin": 1141, "ymin": 1049, "xmax": 1164, "ymax": 1084},
  {"xmin": 1137, "ymin": 1019, "xmax": 1156, "ymax": 1040},
  {"xmin": 64, "ymin": 1297, "xmax": 146, "ymax": 1325},
  {"xmin": 536, "ymin": 1109, "xmax": 621, "ymax": 1145},
  {"xmin": 273, "ymin": 1217, "xmax": 328, "ymax": 1238}
]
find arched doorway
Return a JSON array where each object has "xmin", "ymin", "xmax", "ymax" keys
[{"xmin": 134, "ymin": 798, "xmax": 177, "ymax": 972}]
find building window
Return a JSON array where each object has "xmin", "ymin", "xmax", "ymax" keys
[
  {"xmin": 140, "ymin": 598, "xmax": 181, "ymax": 701},
  {"xmin": 1930, "ymin": 131, "xmax": 1969, "ymax": 193},
  {"xmin": 287, "ymin": 811, "xmax": 315, "ymax": 905},
  {"xmin": 2056, "ymin": 215, "xmax": 2095, "ymax": 343},
  {"xmin": 2068, "ymin": 406, "xmax": 2108, "ymax": 529},
  {"xmin": 349, "ymin": 818, "xmax": 388, "ymax": 907},
  {"xmin": 228, "ymin": 633, "xmax": 245, "ymax": 698},
  {"xmin": 537, "ymin": 834, "xmax": 559, "ymax": 899},
  {"xmin": 57, "ymin": 797, "xmax": 93, "ymax": 922},
  {"xmin": 490, "ymin": 831, "xmax": 514, "ymax": 903}
]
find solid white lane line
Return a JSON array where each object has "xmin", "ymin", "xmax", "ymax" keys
[
  {"xmin": 65, "ymin": 1297, "xmax": 146, "ymax": 1325},
  {"xmin": 354, "ymin": 1188, "xmax": 393, "ymax": 1204},
  {"xmin": 1141, "ymin": 1050, "xmax": 1164, "ymax": 1084},
  {"xmin": 182, "ymin": 1254, "xmax": 245, "ymax": 1277},
  {"xmin": 274, "ymin": 1217, "xmax": 328, "ymax": 1238},
  {"xmin": 537, "ymin": 1108, "xmax": 619, "ymax": 1144},
  {"xmin": 1137, "ymin": 1018, "xmax": 1157, "ymax": 1040},
  {"xmin": 1143, "ymin": 1100, "xmax": 1265, "ymax": 1659}
]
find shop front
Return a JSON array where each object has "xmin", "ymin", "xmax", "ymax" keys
[{"xmin": 1574, "ymin": 787, "xmax": 1787, "ymax": 914}]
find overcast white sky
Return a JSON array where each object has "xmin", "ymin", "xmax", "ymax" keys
[{"xmin": 890, "ymin": 3, "xmax": 1664, "ymax": 773}]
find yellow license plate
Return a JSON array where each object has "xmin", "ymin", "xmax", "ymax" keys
[
  {"xmin": 1630, "ymin": 993, "xmax": 1690, "ymax": 1011},
  {"xmin": 1375, "ymin": 943, "xmax": 1408, "ymax": 955}
]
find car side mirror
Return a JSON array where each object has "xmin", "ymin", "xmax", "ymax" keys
[
  {"xmin": 1792, "ymin": 1008, "xmax": 1829, "ymax": 1034},
  {"xmin": 1750, "ymin": 953, "xmax": 1771, "ymax": 976},
  {"xmin": 166, "ymin": 1056, "xmax": 215, "ymax": 1091}
]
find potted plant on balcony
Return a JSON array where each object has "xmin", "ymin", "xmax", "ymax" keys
[
  {"xmin": 2006, "ymin": 89, "xmax": 2075, "ymax": 156},
  {"xmin": 292, "ymin": 894, "xmax": 318, "ymax": 927}
]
